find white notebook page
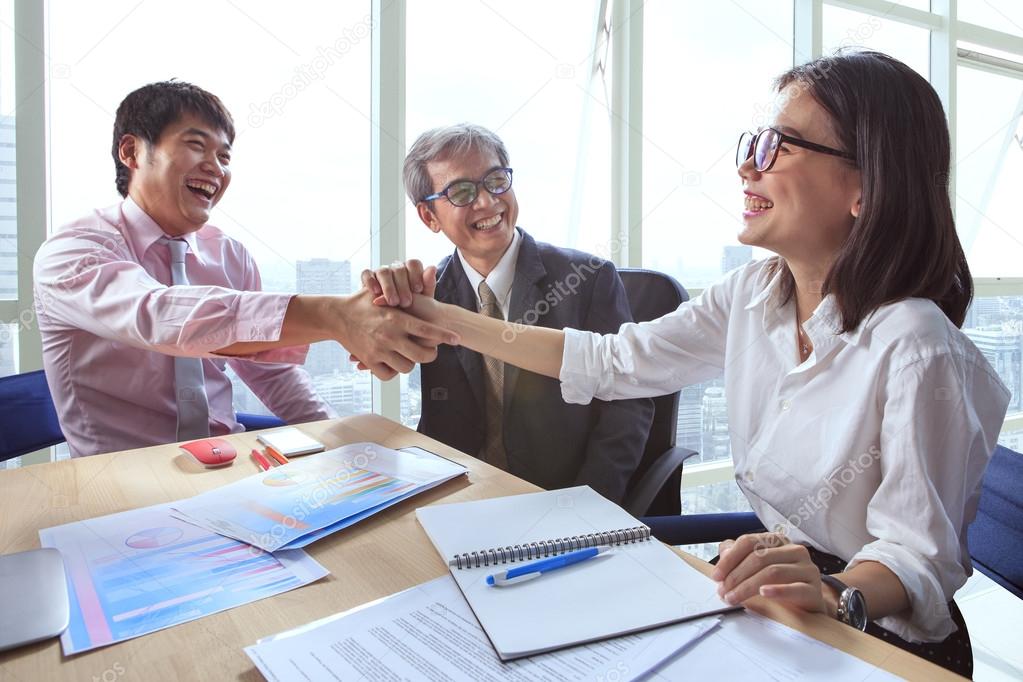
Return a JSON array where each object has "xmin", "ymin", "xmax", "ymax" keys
[{"xmin": 416, "ymin": 486, "xmax": 733, "ymax": 660}]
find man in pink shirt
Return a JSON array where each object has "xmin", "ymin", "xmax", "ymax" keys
[{"xmin": 33, "ymin": 81, "xmax": 455, "ymax": 457}]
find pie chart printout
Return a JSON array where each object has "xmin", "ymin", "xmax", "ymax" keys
[{"xmin": 125, "ymin": 526, "xmax": 183, "ymax": 549}]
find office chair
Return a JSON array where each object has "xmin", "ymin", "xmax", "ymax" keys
[
  {"xmin": 618, "ymin": 268, "xmax": 700, "ymax": 517},
  {"xmin": 968, "ymin": 444, "xmax": 1023, "ymax": 600},
  {"xmin": 646, "ymin": 443, "xmax": 1023, "ymax": 575},
  {"xmin": 236, "ymin": 413, "xmax": 286, "ymax": 431},
  {"xmin": 0, "ymin": 370, "xmax": 285, "ymax": 462},
  {"xmin": 0, "ymin": 370, "xmax": 65, "ymax": 462}
]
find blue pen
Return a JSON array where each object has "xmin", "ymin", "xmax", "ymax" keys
[{"xmin": 485, "ymin": 546, "xmax": 613, "ymax": 586}]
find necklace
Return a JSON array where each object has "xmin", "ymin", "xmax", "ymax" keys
[{"xmin": 797, "ymin": 325, "xmax": 811, "ymax": 359}]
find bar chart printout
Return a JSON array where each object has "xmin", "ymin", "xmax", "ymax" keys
[{"xmin": 39, "ymin": 503, "xmax": 328, "ymax": 655}]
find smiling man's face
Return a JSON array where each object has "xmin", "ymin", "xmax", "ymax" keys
[
  {"xmin": 122, "ymin": 112, "xmax": 232, "ymax": 236},
  {"xmin": 417, "ymin": 146, "xmax": 519, "ymax": 277}
]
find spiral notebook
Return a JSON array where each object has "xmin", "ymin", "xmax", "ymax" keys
[{"xmin": 416, "ymin": 486, "xmax": 734, "ymax": 661}]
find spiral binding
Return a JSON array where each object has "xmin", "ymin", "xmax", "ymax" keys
[{"xmin": 448, "ymin": 525, "xmax": 651, "ymax": 569}]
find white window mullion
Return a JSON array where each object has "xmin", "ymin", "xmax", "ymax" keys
[
  {"xmin": 930, "ymin": 0, "xmax": 957, "ymax": 220},
  {"xmin": 13, "ymin": 0, "xmax": 46, "ymax": 374},
  {"xmin": 610, "ymin": 0, "xmax": 643, "ymax": 268},
  {"xmin": 793, "ymin": 0, "xmax": 823, "ymax": 65},
  {"xmin": 370, "ymin": 0, "xmax": 405, "ymax": 421}
]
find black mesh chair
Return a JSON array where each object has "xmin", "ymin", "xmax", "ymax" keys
[{"xmin": 619, "ymin": 268, "xmax": 700, "ymax": 517}]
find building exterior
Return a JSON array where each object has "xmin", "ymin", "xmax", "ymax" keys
[
  {"xmin": 965, "ymin": 325, "xmax": 1022, "ymax": 412},
  {"xmin": 296, "ymin": 259, "xmax": 352, "ymax": 377},
  {"xmin": 1, "ymin": 120, "xmax": 17, "ymax": 377},
  {"xmin": 676, "ymin": 383, "xmax": 704, "ymax": 455},
  {"xmin": 721, "ymin": 245, "xmax": 752, "ymax": 275},
  {"xmin": 701, "ymin": 384, "xmax": 731, "ymax": 462}
]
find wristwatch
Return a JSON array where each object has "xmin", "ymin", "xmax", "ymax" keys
[{"xmin": 820, "ymin": 574, "xmax": 868, "ymax": 631}]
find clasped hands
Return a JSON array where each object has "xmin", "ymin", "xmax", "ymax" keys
[
  {"xmin": 712, "ymin": 532, "xmax": 830, "ymax": 616},
  {"xmin": 342, "ymin": 259, "xmax": 451, "ymax": 380}
]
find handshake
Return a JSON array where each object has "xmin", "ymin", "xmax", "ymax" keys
[
  {"xmin": 344, "ymin": 259, "xmax": 455, "ymax": 380},
  {"xmin": 338, "ymin": 258, "xmax": 562, "ymax": 383}
]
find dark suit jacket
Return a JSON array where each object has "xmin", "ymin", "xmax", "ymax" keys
[{"xmin": 418, "ymin": 229, "xmax": 654, "ymax": 502}]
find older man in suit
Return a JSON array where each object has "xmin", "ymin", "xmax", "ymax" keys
[{"xmin": 388, "ymin": 123, "xmax": 654, "ymax": 502}]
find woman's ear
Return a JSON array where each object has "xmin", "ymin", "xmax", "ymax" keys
[{"xmin": 851, "ymin": 196, "xmax": 862, "ymax": 218}]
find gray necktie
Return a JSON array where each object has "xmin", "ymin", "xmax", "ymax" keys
[
  {"xmin": 163, "ymin": 238, "xmax": 211, "ymax": 441},
  {"xmin": 477, "ymin": 281, "xmax": 507, "ymax": 470}
]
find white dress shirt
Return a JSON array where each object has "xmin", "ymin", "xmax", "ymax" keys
[
  {"xmin": 458, "ymin": 228, "xmax": 522, "ymax": 319},
  {"xmin": 559, "ymin": 257, "xmax": 1009, "ymax": 642}
]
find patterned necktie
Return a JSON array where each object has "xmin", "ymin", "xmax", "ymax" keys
[
  {"xmin": 162, "ymin": 238, "xmax": 211, "ymax": 441},
  {"xmin": 477, "ymin": 281, "xmax": 507, "ymax": 470}
]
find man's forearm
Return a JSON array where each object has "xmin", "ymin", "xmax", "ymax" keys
[{"xmin": 216, "ymin": 295, "xmax": 344, "ymax": 356}]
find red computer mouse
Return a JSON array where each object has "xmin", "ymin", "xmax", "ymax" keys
[{"xmin": 179, "ymin": 438, "xmax": 237, "ymax": 468}]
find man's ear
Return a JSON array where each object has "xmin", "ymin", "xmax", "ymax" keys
[
  {"xmin": 117, "ymin": 134, "xmax": 141, "ymax": 169},
  {"xmin": 417, "ymin": 202, "xmax": 441, "ymax": 233}
]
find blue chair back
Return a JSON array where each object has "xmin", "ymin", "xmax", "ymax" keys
[
  {"xmin": 968, "ymin": 444, "xmax": 1023, "ymax": 599},
  {"xmin": 236, "ymin": 413, "xmax": 286, "ymax": 431},
  {"xmin": 0, "ymin": 370, "xmax": 285, "ymax": 462},
  {"xmin": 0, "ymin": 370, "xmax": 65, "ymax": 461}
]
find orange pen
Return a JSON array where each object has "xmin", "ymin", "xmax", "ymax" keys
[
  {"xmin": 264, "ymin": 446, "xmax": 289, "ymax": 466},
  {"xmin": 250, "ymin": 449, "xmax": 272, "ymax": 471}
]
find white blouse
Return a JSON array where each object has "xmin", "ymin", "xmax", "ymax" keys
[{"xmin": 559, "ymin": 258, "xmax": 1009, "ymax": 642}]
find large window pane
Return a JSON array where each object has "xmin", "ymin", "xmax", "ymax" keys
[
  {"xmin": 821, "ymin": 5, "xmax": 930, "ymax": 79},
  {"xmin": 956, "ymin": 64, "xmax": 1023, "ymax": 277},
  {"xmin": 958, "ymin": 0, "xmax": 1023, "ymax": 40},
  {"xmin": 642, "ymin": 0, "xmax": 791, "ymax": 289},
  {"xmin": 48, "ymin": 0, "xmax": 372, "ymax": 417},
  {"xmin": 0, "ymin": 322, "xmax": 14, "ymax": 378},
  {"xmin": 998, "ymin": 427, "xmax": 1023, "ymax": 451},
  {"xmin": 0, "ymin": 0, "xmax": 16, "ymax": 303},
  {"xmin": 643, "ymin": 0, "xmax": 791, "ymax": 469},
  {"xmin": 401, "ymin": 0, "xmax": 606, "ymax": 427},
  {"xmin": 964, "ymin": 295, "xmax": 1023, "ymax": 413}
]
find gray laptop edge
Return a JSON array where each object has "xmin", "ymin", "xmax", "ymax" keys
[{"xmin": 0, "ymin": 548, "xmax": 70, "ymax": 652}]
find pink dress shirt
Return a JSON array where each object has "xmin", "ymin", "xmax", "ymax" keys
[{"xmin": 33, "ymin": 198, "xmax": 336, "ymax": 457}]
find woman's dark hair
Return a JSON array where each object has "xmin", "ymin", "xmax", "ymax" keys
[
  {"xmin": 111, "ymin": 80, "xmax": 235, "ymax": 198},
  {"xmin": 772, "ymin": 50, "xmax": 972, "ymax": 330}
]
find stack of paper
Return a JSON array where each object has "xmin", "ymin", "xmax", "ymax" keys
[
  {"xmin": 39, "ymin": 503, "xmax": 328, "ymax": 655},
  {"xmin": 245, "ymin": 575, "xmax": 720, "ymax": 681},
  {"xmin": 172, "ymin": 443, "xmax": 467, "ymax": 551}
]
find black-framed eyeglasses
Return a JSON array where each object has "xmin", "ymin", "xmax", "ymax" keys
[
  {"xmin": 736, "ymin": 128, "xmax": 855, "ymax": 172},
  {"xmin": 421, "ymin": 167, "xmax": 513, "ymax": 207}
]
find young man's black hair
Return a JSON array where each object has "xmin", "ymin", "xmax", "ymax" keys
[{"xmin": 111, "ymin": 80, "xmax": 235, "ymax": 197}]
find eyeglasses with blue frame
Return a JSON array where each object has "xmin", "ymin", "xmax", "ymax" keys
[{"xmin": 421, "ymin": 167, "xmax": 514, "ymax": 207}]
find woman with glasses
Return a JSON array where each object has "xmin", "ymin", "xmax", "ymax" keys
[{"xmin": 368, "ymin": 50, "xmax": 1006, "ymax": 676}]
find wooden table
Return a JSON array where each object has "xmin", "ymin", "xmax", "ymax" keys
[{"xmin": 0, "ymin": 415, "xmax": 959, "ymax": 680}]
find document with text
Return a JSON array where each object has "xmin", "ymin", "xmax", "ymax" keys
[
  {"xmin": 652, "ymin": 611, "xmax": 901, "ymax": 681},
  {"xmin": 245, "ymin": 575, "xmax": 720, "ymax": 682}
]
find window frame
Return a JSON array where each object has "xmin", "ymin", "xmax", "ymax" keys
[{"xmin": 8, "ymin": 0, "xmax": 1023, "ymax": 472}]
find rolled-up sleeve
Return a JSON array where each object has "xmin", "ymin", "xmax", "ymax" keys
[
  {"xmin": 559, "ymin": 272, "xmax": 735, "ymax": 405},
  {"xmin": 848, "ymin": 352, "xmax": 1009, "ymax": 642},
  {"xmin": 34, "ymin": 230, "xmax": 304, "ymax": 363}
]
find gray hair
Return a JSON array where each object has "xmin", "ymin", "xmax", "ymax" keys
[{"xmin": 402, "ymin": 123, "xmax": 511, "ymax": 205}]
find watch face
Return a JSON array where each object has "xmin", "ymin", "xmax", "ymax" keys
[{"xmin": 845, "ymin": 589, "xmax": 868, "ymax": 631}]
